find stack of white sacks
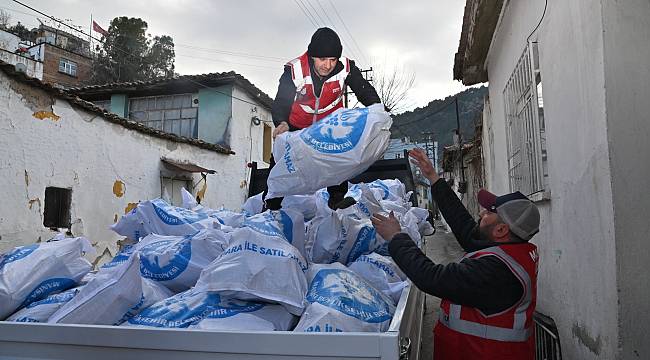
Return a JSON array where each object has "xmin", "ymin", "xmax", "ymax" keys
[{"xmin": 0, "ymin": 106, "xmax": 433, "ymax": 332}]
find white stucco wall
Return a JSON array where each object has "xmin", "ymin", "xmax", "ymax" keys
[
  {"xmin": 0, "ymin": 30, "xmax": 20, "ymax": 52},
  {"xmin": 601, "ymin": 1, "xmax": 650, "ymax": 358},
  {"xmin": 230, "ymin": 86, "xmax": 273, "ymax": 197},
  {"xmin": 0, "ymin": 71, "xmax": 253, "ymax": 265},
  {"xmin": 484, "ymin": 0, "xmax": 619, "ymax": 358}
]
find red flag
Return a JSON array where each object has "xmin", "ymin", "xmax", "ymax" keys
[{"xmin": 92, "ymin": 21, "xmax": 108, "ymax": 36}]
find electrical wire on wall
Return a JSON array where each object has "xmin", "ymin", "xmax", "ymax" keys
[{"xmin": 526, "ymin": 0, "xmax": 548, "ymax": 44}]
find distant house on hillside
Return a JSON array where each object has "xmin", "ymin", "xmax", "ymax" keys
[
  {"xmin": 26, "ymin": 24, "xmax": 92, "ymax": 88},
  {"xmin": 0, "ymin": 29, "xmax": 43, "ymax": 79},
  {"xmin": 1, "ymin": 24, "xmax": 92, "ymax": 87}
]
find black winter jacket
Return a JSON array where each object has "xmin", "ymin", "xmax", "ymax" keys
[{"xmin": 388, "ymin": 179, "xmax": 525, "ymax": 315}]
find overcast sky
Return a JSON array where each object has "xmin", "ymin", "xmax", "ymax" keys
[{"xmin": 1, "ymin": 0, "xmax": 470, "ymax": 112}]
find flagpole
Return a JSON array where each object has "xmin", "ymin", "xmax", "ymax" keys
[{"xmin": 89, "ymin": 14, "xmax": 93, "ymax": 54}]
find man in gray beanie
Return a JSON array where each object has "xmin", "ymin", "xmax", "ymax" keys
[
  {"xmin": 371, "ymin": 148, "xmax": 540, "ymax": 359},
  {"xmin": 265, "ymin": 27, "xmax": 381, "ymax": 210}
]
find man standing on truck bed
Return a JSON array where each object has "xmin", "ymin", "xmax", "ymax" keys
[
  {"xmin": 265, "ymin": 27, "xmax": 382, "ymax": 211},
  {"xmin": 371, "ymin": 148, "xmax": 540, "ymax": 360}
]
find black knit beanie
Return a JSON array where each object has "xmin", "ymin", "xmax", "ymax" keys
[{"xmin": 307, "ymin": 27, "xmax": 342, "ymax": 58}]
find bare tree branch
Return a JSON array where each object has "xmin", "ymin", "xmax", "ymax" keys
[
  {"xmin": 373, "ymin": 63, "xmax": 416, "ymax": 114},
  {"xmin": 0, "ymin": 10, "xmax": 11, "ymax": 30}
]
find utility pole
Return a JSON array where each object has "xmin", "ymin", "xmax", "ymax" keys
[
  {"xmin": 455, "ymin": 97, "xmax": 467, "ymax": 194},
  {"xmin": 344, "ymin": 67, "xmax": 373, "ymax": 108},
  {"xmin": 421, "ymin": 131, "xmax": 435, "ymax": 160}
]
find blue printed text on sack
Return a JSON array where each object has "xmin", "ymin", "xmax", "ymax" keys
[
  {"xmin": 223, "ymin": 241, "xmax": 307, "ymax": 272},
  {"xmin": 283, "ymin": 142, "xmax": 296, "ymax": 173},
  {"xmin": 355, "ymin": 255, "xmax": 396, "ymax": 278}
]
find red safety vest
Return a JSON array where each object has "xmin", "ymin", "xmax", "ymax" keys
[
  {"xmin": 286, "ymin": 52, "xmax": 351, "ymax": 129},
  {"xmin": 434, "ymin": 244, "xmax": 538, "ymax": 360}
]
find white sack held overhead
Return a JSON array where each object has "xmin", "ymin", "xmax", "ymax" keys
[
  {"xmin": 0, "ymin": 237, "xmax": 93, "ymax": 320},
  {"xmin": 48, "ymin": 253, "xmax": 142, "ymax": 325},
  {"xmin": 189, "ymin": 298, "xmax": 298, "ymax": 331},
  {"xmin": 294, "ymin": 263, "xmax": 396, "ymax": 333},
  {"xmin": 347, "ymin": 253, "xmax": 408, "ymax": 304},
  {"xmin": 196, "ymin": 225, "xmax": 309, "ymax": 316},
  {"xmin": 6, "ymin": 287, "xmax": 81, "ymax": 323},
  {"xmin": 266, "ymin": 103, "xmax": 392, "ymax": 199},
  {"xmin": 124, "ymin": 288, "xmax": 221, "ymax": 328},
  {"xmin": 135, "ymin": 229, "xmax": 229, "ymax": 292},
  {"xmin": 111, "ymin": 198, "xmax": 222, "ymax": 240}
]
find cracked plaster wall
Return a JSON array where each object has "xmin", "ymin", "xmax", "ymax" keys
[{"xmin": 0, "ymin": 71, "xmax": 267, "ymax": 266}]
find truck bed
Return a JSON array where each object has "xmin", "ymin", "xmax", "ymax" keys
[
  {"xmin": 0, "ymin": 284, "xmax": 424, "ymax": 360},
  {"xmin": 248, "ymin": 155, "xmax": 419, "ymax": 205}
]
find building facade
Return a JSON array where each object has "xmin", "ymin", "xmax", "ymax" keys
[
  {"xmin": 0, "ymin": 61, "xmax": 272, "ymax": 266},
  {"xmin": 0, "ymin": 29, "xmax": 43, "ymax": 80},
  {"xmin": 26, "ymin": 25, "xmax": 92, "ymax": 88}
]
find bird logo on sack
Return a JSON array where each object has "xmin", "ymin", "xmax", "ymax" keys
[
  {"xmin": 369, "ymin": 180, "xmax": 391, "ymax": 200},
  {"xmin": 242, "ymin": 211, "xmax": 293, "ymax": 242},
  {"xmin": 346, "ymin": 225, "xmax": 376, "ymax": 264},
  {"xmin": 139, "ymin": 237, "xmax": 192, "ymax": 281},
  {"xmin": 22, "ymin": 278, "xmax": 77, "ymax": 307},
  {"xmin": 128, "ymin": 290, "xmax": 221, "ymax": 328},
  {"xmin": 151, "ymin": 199, "xmax": 209, "ymax": 225},
  {"xmin": 307, "ymin": 268, "xmax": 392, "ymax": 323},
  {"xmin": 0, "ymin": 244, "xmax": 39, "ymax": 269},
  {"xmin": 300, "ymin": 108, "xmax": 368, "ymax": 154},
  {"xmin": 203, "ymin": 299, "xmax": 265, "ymax": 319}
]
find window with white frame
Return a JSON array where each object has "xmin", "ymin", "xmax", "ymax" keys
[
  {"xmin": 502, "ymin": 42, "xmax": 548, "ymax": 197},
  {"xmin": 58, "ymin": 58, "xmax": 77, "ymax": 77},
  {"xmin": 129, "ymin": 94, "xmax": 198, "ymax": 139}
]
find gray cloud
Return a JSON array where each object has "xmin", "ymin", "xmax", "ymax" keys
[{"xmin": 3, "ymin": 0, "xmax": 471, "ymax": 111}]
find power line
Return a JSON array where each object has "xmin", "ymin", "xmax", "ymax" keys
[
  {"xmin": 174, "ymin": 44, "xmax": 285, "ymax": 62},
  {"xmin": 314, "ymin": 0, "xmax": 336, "ymax": 27},
  {"xmin": 311, "ymin": 0, "xmax": 361, "ymax": 62},
  {"xmin": 304, "ymin": 0, "xmax": 327, "ymax": 28},
  {"xmin": 174, "ymin": 53, "xmax": 278, "ymax": 70},
  {"xmin": 9, "ymin": 0, "xmax": 269, "ymax": 108},
  {"xmin": 0, "ymin": 4, "xmax": 38, "ymax": 18},
  {"xmin": 326, "ymin": 0, "xmax": 368, "ymax": 65},
  {"xmin": 291, "ymin": 0, "xmax": 361, "ymax": 62},
  {"xmin": 292, "ymin": 0, "xmax": 319, "ymax": 28},
  {"xmin": 394, "ymin": 96, "xmax": 458, "ymax": 129},
  {"xmin": 3, "ymin": 5, "xmax": 286, "ymax": 66}
]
